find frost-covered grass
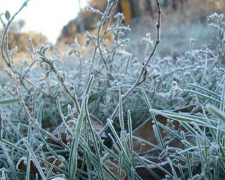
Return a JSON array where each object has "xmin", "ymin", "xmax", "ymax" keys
[{"xmin": 0, "ymin": 0, "xmax": 225, "ymax": 180}]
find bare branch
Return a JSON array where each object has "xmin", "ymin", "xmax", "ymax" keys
[
  {"xmin": 99, "ymin": 0, "xmax": 161, "ymax": 136},
  {"xmin": 1, "ymin": 1, "xmax": 30, "ymax": 67}
]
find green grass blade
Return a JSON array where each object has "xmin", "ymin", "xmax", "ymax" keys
[
  {"xmin": 107, "ymin": 118, "xmax": 130, "ymax": 162},
  {"xmin": 151, "ymin": 109, "xmax": 208, "ymax": 126},
  {"xmin": 207, "ymin": 104, "xmax": 225, "ymax": 123},
  {"xmin": 68, "ymin": 75, "xmax": 94, "ymax": 179},
  {"xmin": 69, "ymin": 95, "xmax": 87, "ymax": 179},
  {"xmin": 119, "ymin": 89, "xmax": 125, "ymax": 144},
  {"xmin": 157, "ymin": 121, "xmax": 182, "ymax": 140},
  {"xmin": 84, "ymin": 95, "xmax": 104, "ymax": 180},
  {"xmin": 136, "ymin": 152, "xmax": 173, "ymax": 178},
  {"xmin": 36, "ymin": 102, "xmax": 44, "ymax": 126},
  {"xmin": 0, "ymin": 138, "xmax": 26, "ymax": 153},
  {"xmin": 85, "ymin": 75, "xmax": 94, "ymax": 96},
  {"xmin": 181, "ymin": 131, "xmax": 192, "ymax": 179},
  {"xmin": 142, "ymin": 91, "xmax": 164, "ymax": 150},
  {"xmin": 0, "ymin": 98, "xmax": 19, "ymax": 105},
  {"xmin": 167, "ymin": 157, "xmax": 178, "ymax": 180},
  {"xmin": 190, "ymin": 84, "xmax": 220, "ymax": 97},
  {"xmin": 127, "ymin": 110, "xmax": 133, "ymax": 159},
  {"xmin": 24, "ymin": 140, "xmax": 47, "ymax": 180},
  {"xmin": 0, "ymin": 142, "xmax": 18, "ymax": 180},
  {"xmin": 56, "ymin": 97, "xmax": 73, "ymax": 135},
  {"xmin": 185, "ymin": 89, "xmax": 220, "ymax": 103},
  {"xmin": 220, "ymin": 83, "xmax": 225, "ymax": 110}
]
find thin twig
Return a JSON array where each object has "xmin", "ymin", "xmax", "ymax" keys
[
  {"xmin": 38, "ymin": 53, "xmax": 81, "ymax": 113},
  {"xmin": 99, "ymin": 0, "xmax": 118, "ymax": 43},
  {"xmin": 1, "ymin": 1, "xmax": 30, "ymax": 67},
  {"xmin": 99, "ymin": 0, "xmax": 161, "ymax": 136},
  {"xmin": 96, "ymin": 1, "xmax": 117, "ymax": 71},
  {"xmin": 0, "ymin": 0, "xmax": 31, "ymax": 94},
  {"xmin": 85, "ymin": 46, "xmax": 97, "ymax": 89}
]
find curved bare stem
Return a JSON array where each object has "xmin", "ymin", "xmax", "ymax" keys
[
  {"xmin": 1, "ymin": 1, "xmax": 30, "ymax": 67},
  {"xmin": 99, "ymin": 0, "xmax": 161, "ymax": 136}
]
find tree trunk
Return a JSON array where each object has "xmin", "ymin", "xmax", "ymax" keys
[
  {"xmin": 129, "ymin": 0, "xmax": 136, "ymax": 18},
  {"xmin": 146, "ymin": 0, "xmax": 153, "ymax": 15},
  {"xmin": 77, "ymin": 0, "xmax": 84, "ymax": 33}
]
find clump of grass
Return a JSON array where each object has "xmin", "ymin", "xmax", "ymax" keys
[{"xmin": 0, "ymin": 0, "xmax": 225, "ymax": 180}]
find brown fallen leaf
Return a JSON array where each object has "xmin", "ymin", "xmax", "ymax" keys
[
  {"xmin": 135, "ymin": 164, "xmax": 179, "ymax": 180},
  {"xmin": 89, "ymin": 114, "xmax": 105, "ymax": 132},
  {"xmin": 17, "ymin": 156, "xmax": 65, "ymax": 175},
  {"xmin": 40, "ymin": 156, "xmax": 66, "ymax": 173},
  {"xmin": 128, "ymin": 105, "xmax": 199, "ymax": 179},
  {"xmin": 47, "ymin": 114, "xmax": 104, "ymax": 145},
  {"xmin": 132, "ymin": 105, "xmax": 197, "ymax": 154},
  {"xmin": 104, "ymin": 159, "xmax": 126, "ymax": 180},
  {"xmin": 17, "ymin": 157, "xmax": 38, "ymax": 175}
]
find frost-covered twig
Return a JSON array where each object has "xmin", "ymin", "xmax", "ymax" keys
[
  {"xmin": 99, "ymin": 0, "xmax": 161, "ymax": 136},
  {"xmin": 1, "ymin": 0, "xmax": 30, "ymax": 67}
]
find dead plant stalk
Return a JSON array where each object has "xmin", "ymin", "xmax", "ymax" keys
[{"xmin": 99, "ymin": 0, "xmax": 161, "ymax": 136}]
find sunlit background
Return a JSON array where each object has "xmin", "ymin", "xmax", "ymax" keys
[
  {"xmin": 0, "ymin": 0, "xmax": 88, "ymax": 43},
  {"xmin": 0, "ymin": 0, "xmax": 225, "ymax": 56}
]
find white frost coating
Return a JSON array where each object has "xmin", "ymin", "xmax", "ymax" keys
[
  {"xmin": 16, "ymin": 156, "xmax": 27, "ymax": 170},
  {"xmin": 51, "ymin": 178, "xmax": 66, "ymax": 180}
]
